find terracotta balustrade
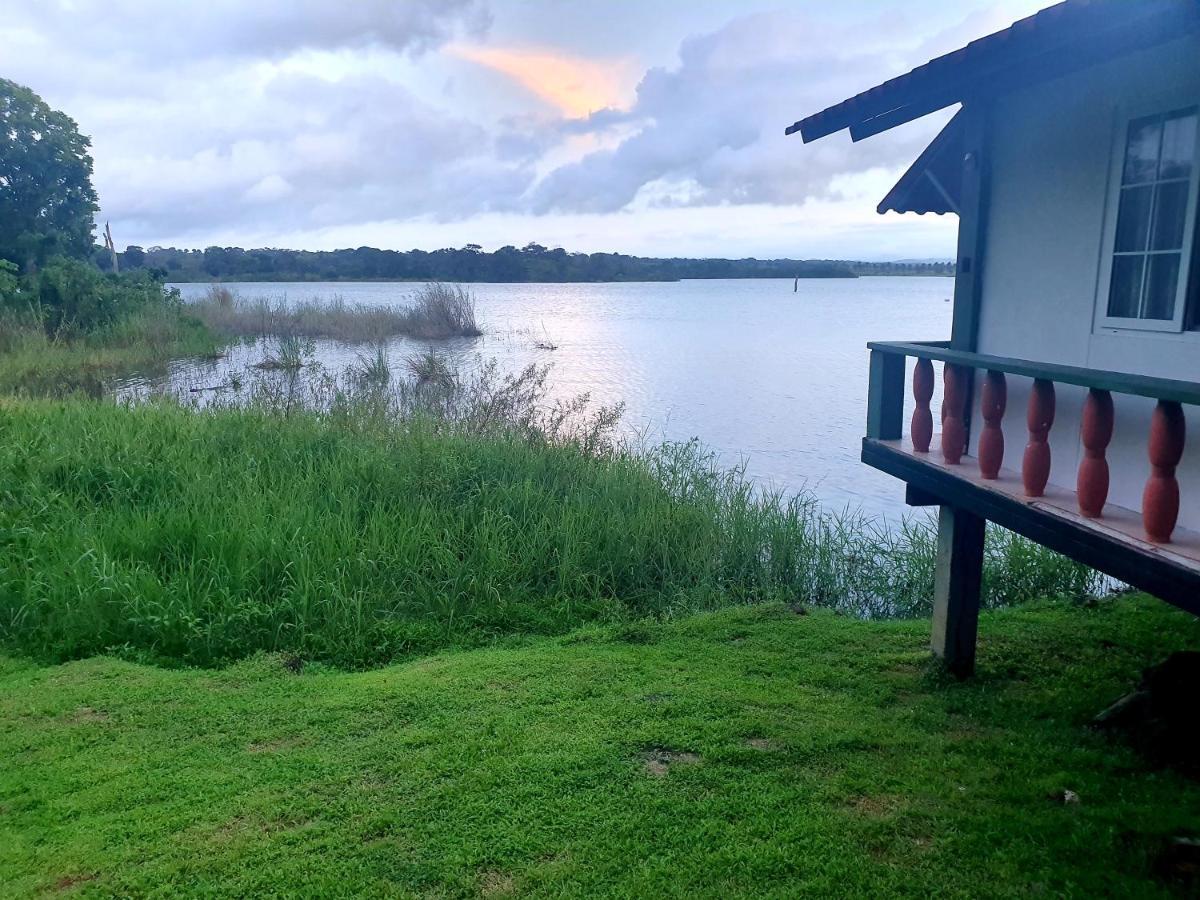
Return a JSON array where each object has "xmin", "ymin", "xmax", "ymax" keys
[
  {"xmin": 1077, "ymin": 389, "xmax": 1114, "ymax": 518},
  {"xmin": 912, "ymin": 357, "xmax": 934, "ymax": 453},
  {"xmin": 1022, "ymin": 379, "xmax": 1055, "ymax": 497},
  {"xmin": 870, "ymin": 343, "xmax": 1193, "ymax": 545},
  {"xmin": 1144, "ymin": 400, "xmax": 1186, "ymax": 543},
  {"xmin": 977, "ymin": 370, "xmax": 1006, "ymax": 479},
  {"xmin": 941, "ymin": 364, "xmax": 967, "ymax": 464}
]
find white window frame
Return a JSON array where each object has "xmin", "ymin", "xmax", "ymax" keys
[{"xmin": 1095, "ymin": 98, "xmax": 1200, "ymax": 334}]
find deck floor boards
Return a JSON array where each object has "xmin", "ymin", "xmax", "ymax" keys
[{"xmin": 875, "ymin": 436, "xmax": 1200, "ymax": 573}]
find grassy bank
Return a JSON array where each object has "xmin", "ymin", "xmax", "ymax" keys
[
  {"xmin": 2, "ymin": 597, "xmax": 1198, "ymax": 897},
  {"xmin": 0, "ymin": 398, "xmax": 1098, "ymax": 669},
  {"xmin": 0, "ymin": 275, "xmax": 482, "ymax": 397},
  {"xmin": 0, "ymin": 306, "xmax": 219, "ymax": 396}
]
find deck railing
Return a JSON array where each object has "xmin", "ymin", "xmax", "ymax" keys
[{"xmin": 866, "ymin": 340, "xmax": 1198, "ymax": 543}]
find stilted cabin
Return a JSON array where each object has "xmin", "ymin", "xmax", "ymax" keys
[{"xmin": 788, "ymin": 0, "xmax": 1200, "ymax": 676}]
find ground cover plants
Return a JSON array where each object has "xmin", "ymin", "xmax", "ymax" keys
[{"xmin": 1, "ymin": 596, "xmax": 1197, "ymax": 896}]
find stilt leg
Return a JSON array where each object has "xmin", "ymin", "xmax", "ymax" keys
[{"xmin": 931, "ymin": 505, "xmax": 985, "ymax": 678}]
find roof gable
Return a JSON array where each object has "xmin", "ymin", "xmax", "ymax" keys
[{"xmin": 787, "ymin": 0, "xmax": 1200, "ymax": 144}]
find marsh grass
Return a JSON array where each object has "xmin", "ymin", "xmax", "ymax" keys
[
  {"xmin": 0, "ymin": 355, "xmax": 1100, "ymax": 668},
  {"xmin": 350, "ymin": 343, "xmax": 391, "ymax": 384},
  {"xmin": 204, "ymin": 284, "xmax": 236, "ymax": 310},
  {"xmin": 191, "ymin": 282, "xmax": 482, "ymax": 342},
  {"xmin": 252, "ymin": 335, "xmax": 311, "ymax": 371},
  {"xmin": 404, "ymin": 350, "xmax": 455, "ymax": 387},
  {"xmin": 403, "ymin": 283, "xmax": 481, "ymax": 339}
]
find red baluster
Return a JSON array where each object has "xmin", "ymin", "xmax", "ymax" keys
[
  {"xmin": 912, "ymin": 358, "xmax": 933, "ymax": 453},
  {"xmin": 1022, "ymin": 379, "xmax": 1055, "ymax": 497},
  {"xmin": 1143, "ymin": 400, "xmax": 1185, "ymax": 543},
  {"xmin": 978, "ymin": 370, "xmax": 1006, "ymax": 479},
  {"xmin": 1077, "ymin": 389, "xmax": 1114, "ymax": 518},
  {"xmin": 941, "ymin": 364, "xmax": 967, "ymax": 464}
]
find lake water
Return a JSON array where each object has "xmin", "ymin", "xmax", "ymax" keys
[{"xmin": 153, "ymin": 277, "xmax": 952, "ymax": 521}]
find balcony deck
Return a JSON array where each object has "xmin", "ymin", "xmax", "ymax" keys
[{"xmin": 863, "ymin": 436, "xmax": 1200, "ymax": 616}]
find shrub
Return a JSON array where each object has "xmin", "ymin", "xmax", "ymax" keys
[{"xmin": 28, "ymin": 257, "xmax": 180, "ymax": 334}]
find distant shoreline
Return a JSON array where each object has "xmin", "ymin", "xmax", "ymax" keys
[
  {"xmin": 166, "ymin": 274, "xmax": 852, "ymax": 284},
  {"xmin": 165, "ymin": 272, "xmax": 953, "ymax": 285},
  {"xmin": 112, "ymin": 244, "xmax": 954, "ymax": 283}
]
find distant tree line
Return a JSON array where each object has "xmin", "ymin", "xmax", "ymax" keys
[
  {"xmin": 849, "ymin": 260, "xmax": 954, "ymax": 276},
  {"xmin": 94, "ymin": 243, "xmax": 954, "ymax": 283}
]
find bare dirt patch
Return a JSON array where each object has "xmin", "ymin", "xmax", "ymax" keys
[
  {"xmin": 640, "ymin": 747, "xmax": 702, "ymax": 777},
  {"xmin": 478, "ymin": 869, "xmax": 517, "ymax": 897},
  {"xmin": 64, "ymin": 706, "xmax": 108, "ymax": 724},
  {"xmin": 52, "ymin": 872, "xmax": 97, "ymax": 892},
  {"xmin": 847, "ymin": 794, "xmax": 903, "ymax": 818},
  {"xmin": 745, "ymin": 737, "xmax": 777, "ymax": 752}
]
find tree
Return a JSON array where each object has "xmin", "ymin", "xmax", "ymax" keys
[
  {"xmin": 121, "ymin": 244, "xmax": 145, "ymax": 268},
  {"xmin": 0, "ymin": 79, "xmax": 98, "ymax": 270}
]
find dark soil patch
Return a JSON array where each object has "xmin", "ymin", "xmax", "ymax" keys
[{"xmin": 640, "ymin": 747, "xmax": 702, "ymax": 777}]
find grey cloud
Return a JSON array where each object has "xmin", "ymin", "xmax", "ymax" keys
[
  {"xmin": 2, "ymin": 1, "xmax": 999, "ymax": 246},
  {"xmin": 526, "ymin": 10, "xmax": 955, "ymax": 215},
  {"xmin": 8, "ymin": 0, "xmax": 490, "ymax": 63},
  {"xmin": 3, "ymin": 0, "xmax": 521, "ymax": 242},
  {"xmin": 97, "ymin": 71, "xmax": 534, "ymax": 238}
]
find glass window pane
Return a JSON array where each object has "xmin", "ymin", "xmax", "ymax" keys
[
  {"xmin": 1123, "ymin": 115, "xmax": 1162, "ymax": 184},
  {"xmin": 1107, "ymin": 255, "xmax": 1144, "ymax": 318},
  {"xmin": 1144, "ymin": 253, "xmax": 1180, "ymax": 320},
  {"xmin": 1159, "ymin": 111, "xmax": 1197, "ymax": 180},
  {"xmin": 1114, "ymin": 185, "xmax": 1153, "ymax": 252},
  {"xmin": 1151, "ymin": 180, "xmax": 1189, "ymax": 250}
]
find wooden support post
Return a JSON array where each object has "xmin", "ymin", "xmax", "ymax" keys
[
  {"xmin": 950, "ymin": 104, "xmax": 991, "ymax": 453},
  {"xmin": 931, "ymin": 504, "xmax": 985, "ymax": 678},
  {"xmin": 866, "ymin": 349, "xmax": 905, "ymax": 440}
]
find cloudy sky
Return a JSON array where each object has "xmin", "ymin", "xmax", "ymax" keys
[{"xmin": 6, "ymin": 0, "xmax": 1047, "ymax": 259}]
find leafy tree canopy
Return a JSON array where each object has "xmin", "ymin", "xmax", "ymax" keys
[{"xmin": 0, "ymin": 79, "xmax": 98, "ymax": 270}]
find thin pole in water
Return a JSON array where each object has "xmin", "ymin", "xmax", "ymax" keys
[{"xmin": 793, "ymin": 276, "xmax": 798, "ymax": 292}]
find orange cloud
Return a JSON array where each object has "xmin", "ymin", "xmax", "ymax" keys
[{"xmin": 450, "ymin": 44, "xmax": 635, "ymax": 118}]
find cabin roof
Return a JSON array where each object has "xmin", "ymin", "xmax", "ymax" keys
[{"xmin": 786, "ymin": 0, "xmax": 1200, "ymax": 146}]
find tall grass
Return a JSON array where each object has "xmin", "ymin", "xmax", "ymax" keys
[
  {"xmin": 190, "ymin": 282, "xmax": 482, "ymax": 342},
  {"xmin": 0, "ymin": 304, "xmax": 218, "ymax": 397},
  {"xmin": 0, "ymin": 359, "xmax": 1101, "ymax": 668}
]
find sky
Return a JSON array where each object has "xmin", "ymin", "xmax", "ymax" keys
[{"xmin": 5, "ymin": 0, "xmax": 1049, "ymax": 259}]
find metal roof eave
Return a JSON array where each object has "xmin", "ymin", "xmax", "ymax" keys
[{"xmin": 786, "ymin": 0, "xmax": 1200, "ymax": 144}]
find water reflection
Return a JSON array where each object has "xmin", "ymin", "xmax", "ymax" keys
[{"xmin": 131, "ymin": 277, "xmax": 952, "ymax": 519}]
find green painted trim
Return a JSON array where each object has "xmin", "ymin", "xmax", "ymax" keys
[{"xmin": 866, "ymin": 340, "xmax": 1200, "ymax": 407}]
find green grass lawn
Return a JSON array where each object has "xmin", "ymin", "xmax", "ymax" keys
[{"xmin": 2, "ymin": 596, "xmax": 1197, "ymax": 898}]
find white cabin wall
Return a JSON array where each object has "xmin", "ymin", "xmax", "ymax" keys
[{"xmin": 975, "ymin": 35, "xmax": 1200, "ymax": 531}]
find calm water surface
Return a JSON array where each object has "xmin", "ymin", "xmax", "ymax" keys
[{"xmin": 153, "ymin": 278, "xmax": 951, "ymax": 520}]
